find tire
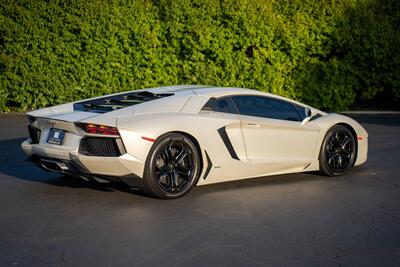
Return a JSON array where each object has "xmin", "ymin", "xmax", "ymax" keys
[
  {"xmin": 142, "ymin": 133, "xmax": 201, "ymax": 199},
  {"xmin": 319, "ymin": 125, "xmax": 357, "ymax": 176}
]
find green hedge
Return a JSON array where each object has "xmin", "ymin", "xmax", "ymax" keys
[{"xmin": 1, "ymin": 0, "xmax": 399, "ymax": 111}]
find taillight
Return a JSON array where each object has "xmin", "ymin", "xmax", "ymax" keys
[{"xmin": 77, "ymin": 123, "xmax": 119, "ymax": 136}]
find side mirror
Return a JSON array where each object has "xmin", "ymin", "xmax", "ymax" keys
[{"xmin": 301, "ymin": 107, "xmax": 314, "ymax": 125}]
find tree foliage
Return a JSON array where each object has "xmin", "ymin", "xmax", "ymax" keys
[{"xmin": 1, "ymin": 0, "xmax": 399, "ymax": 111}]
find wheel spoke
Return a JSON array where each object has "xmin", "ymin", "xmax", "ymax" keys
[
  {"xmin": 152, "ymin": 138, "xmax": 198, "ymax": 195},
  {"xmin": 161, "ymin": 151, "xmax": 168, "ymax": 162},
  {"xmin": 324, "ymin": 129, "xmax": 356, "ymax": 173},
  {"xmin": 168, "ymin": 143, "xmax": 175, "ymax": 158},
  {"xmin": 175, "ymin": 165, "xmax": 193, "ymax": 180},
  {"xmin": 328, "ymin": 155, "xmax": 336, "ymax": 168},
  {"xmin": 176, "ymin": 164, "xmax": 193, "ymax": 171},
  {"xmin": 340, "ymin": 135, "xmax": 350, "ymax": 149},
  {"xmin": 334, "ymin": 132, "xmax": 341, "ymax": 144},
  {"xmin": 163, "ymin": 147, "xmax": 171, "ymax": 161},
  {"xmin": 329, "ymin": 138, "xmax": 335, "ymax": 147},
  {"xmin": 156, "ymin": 170, "xmax": 169, "ymax": 176},
  {"xmin": 343, "ymin": 152, "xmax": 351, "ymax": 159},
  {"xmin": 157, "ymin": 170, "xmax": 170, "ymax": 189},
  {"xmin": 171, "ymin": 171, "xmax": 179, "ymax": 191},
  {"xmin": 337, "ymin": 155, "xmax": 343, "ymax": 168},
  {"xmin": 175, "ymin": 148, "xmax": 188, "ymax": 163},
  {"xmin": 327, "ymin": 150, "xmax": 336, "ymax": 160},
  {"xmin": 326, "ymin": 144, "xmax": 334, "ymax": 152}
]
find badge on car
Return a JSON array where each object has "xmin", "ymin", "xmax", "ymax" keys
[{"xmin": 47, "ymin": 128, "xmax": 65, "ymax": 145}]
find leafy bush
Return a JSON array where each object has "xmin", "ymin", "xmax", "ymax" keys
[{"xmin": 1, "ymin": 0, "xmax": 399, "ymax": 111}]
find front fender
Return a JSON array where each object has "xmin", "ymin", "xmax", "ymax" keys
[{"xmin": 310, "ymin": 113, "xmax": 368, "ymax": 166}]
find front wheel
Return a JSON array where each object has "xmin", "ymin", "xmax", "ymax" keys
[
  {"xmin": 143, "ymin": 133, "xmax": 201, "ymax": 199},
  {"xmin": 319, "ymin": 125, "xmax": 356, "ymax": 176}
]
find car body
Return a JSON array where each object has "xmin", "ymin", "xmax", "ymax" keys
[{"xmin": 21, "ymin": 85, "xmax": 368, "ymax": 197}]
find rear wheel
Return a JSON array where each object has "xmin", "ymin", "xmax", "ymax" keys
[
  {"xmin": 143, "ymin": 133, "xmax": 201, "ymax": 199},
  {"xmin": 319, "ymin": 125, "xmax": 356, "ymax": 176}
]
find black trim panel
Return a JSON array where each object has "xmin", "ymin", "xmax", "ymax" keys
[
  {"xmin": 217, "ymin": 127, "xmax": 239, "ymax": 160},
  {"xmin": 79, "ymin": 137, "xmax": 123, "ymax": 157},
  {"xmin": 309, "ymin": 113, "xmax": 323, "ymax": 121},
  {"xmin": 203, "ymin": 151, "xmax": 213, "ymax": 180},
  {"xmin": 28, "ymin": 125, "xmax": 41, "ymax": 144}
]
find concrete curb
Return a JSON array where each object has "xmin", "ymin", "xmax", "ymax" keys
[
  {"xmin": 0, "ymin": 112, "xmax": 26, "ymax": 118},
  {"xmin": 341, "ymin": 111, "xmax": 400, "ymax": 114}
]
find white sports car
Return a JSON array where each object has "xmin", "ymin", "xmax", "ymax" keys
[{"xmin": 22, "ymin": 85, "xmax": 368, "ymax": 198}]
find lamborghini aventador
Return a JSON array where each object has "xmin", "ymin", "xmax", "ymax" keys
[{"xmin": 21, "ymin": 85, "xmax": 368, "ymax": 198}]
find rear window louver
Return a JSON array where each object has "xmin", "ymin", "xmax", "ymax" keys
[{"xmin": 73, "ymin": 91, "xmax": 173, "ymax": 114}]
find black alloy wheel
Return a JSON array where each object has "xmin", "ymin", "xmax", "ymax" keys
[
  {"xmin": 319, "ymin": 125, "xmax": 356, "ymax": 176},
  {"xmin": 143, "ymin": 133, "xmax": 201, "ymax": 199}
]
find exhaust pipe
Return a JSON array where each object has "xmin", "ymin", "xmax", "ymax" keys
[{"xmin": 40, "ymin": 159, "xmax": 69, "ymax": 173}]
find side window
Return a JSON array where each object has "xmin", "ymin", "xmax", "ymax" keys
[
  {"xmin": 201, "ymin": 97, "xmax": 238, "ymax": 114},
  {"xmin": 232, "ymin": 96, "xmax": 301, "ymax": 122},
  {"xmin": 293, "ymin": 104, "xmax": 308, "ymax": 121}
]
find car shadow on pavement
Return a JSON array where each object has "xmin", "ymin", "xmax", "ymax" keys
[
  {"xmin": 0, "ymin": 137, "xmax": 367, "ymax": 198},
  {"xmin": 0, "ymin": 137, "xmax": 150, "ymax": 196}
]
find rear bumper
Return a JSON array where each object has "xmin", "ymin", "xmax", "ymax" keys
[{"xmin": 21, "ymin": 138, "xmax": 146, "ymax": 187}]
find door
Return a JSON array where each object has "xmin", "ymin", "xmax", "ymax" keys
[
  {"xmin": 200, "ymin": 96, "xmax": 247, "ymax": 160},
  {"xmin": 231, "ymin": 95, "xmax": 319, "ymax": 173}
]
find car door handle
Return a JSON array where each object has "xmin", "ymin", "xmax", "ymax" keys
[{"xmin": 246, "ymin": 123, "xmax": 261, "ymax": 128}]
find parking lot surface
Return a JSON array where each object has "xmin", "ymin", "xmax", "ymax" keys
[{"xmin": 0, "ymin": 114, "xmax": 399, "ymax": 266}]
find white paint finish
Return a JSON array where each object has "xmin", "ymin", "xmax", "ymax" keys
[
  {"xmin": 180, "ymin": 95, "xmax": 211, "ymax": 113},
  {"xmin": 118, "ymin": 129, "xmax": 153, "ymax": 163},
  {"xmin": 239, "ymin": 115, "xmax": 319, "ymax": 168},
  {"xmin": 27, "ymin": 102, "xmax": 75, "ymax": 118},
  {"xmin": 76, "ymin": 155, "xmax": 133, "ymax": 177},
  {"xmin": 309, "ymin": 113, "xmax": 369, "ymax": 166},
  {"xmin": 21, "ymin": 86, "xmax": 369, "ymax": 186},
  {"xmin": 225, "ymin": 120, "xmax": 247, "ymax": 161},
  {"xmin": 45, "ymin": 111, "xmax": 98, "ymax": 122},
  {"xmin": 21, "ymin": 140, "xmax": 33, "ymax": 156}
]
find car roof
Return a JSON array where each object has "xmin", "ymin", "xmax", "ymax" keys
[
  {"xmin": 192, "ymin": 87, "xmax": 267, "ymax": 97},
  {"xmin": 142, "ymin": 85, "xmax": 210, "ymax": 94},
  {"xmin": 136, "ymin": 85, "xmax": 317, "ymax": 111},
  {"xmin": 144, "ymin": 85, "xmax": 266, "ymax": 97},
  {"xmin": 191, "ymin": 87, "xmax": 321, "ymax": 111}
]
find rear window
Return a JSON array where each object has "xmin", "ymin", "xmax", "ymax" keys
[
  {"xmin": 201, "ymin": 97, "xmax": 238, "ymax": 114},
  {"xmin": 74, "ymin": 91, "xmax": 173, "ymax": 113}
]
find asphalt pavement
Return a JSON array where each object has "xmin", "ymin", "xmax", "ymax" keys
[{"xmin": 0, "ymin": 113, "xmax": 399, "ymax": 267}]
